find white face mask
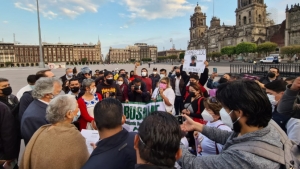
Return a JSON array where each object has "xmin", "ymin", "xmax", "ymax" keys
[
  {"xmin": 117, "ymin": 81, "xmax": 123, "ymax": 86},
  {"xmin": 267, "ymin": 94, "xmax": 278, "ymax": 106},
  {"xmin": 160, "ymin": 74, "xmax": 165, "ymax": 79},
  {"xmin": 72, "ymin": 110, "xmax": 81, "ymax": 122},
  {"xmin": 202, "ymin": 109, "xmax": 214, "ymax": 122},
  {"xmin": 67, "ymin": 73, "xmax": 73, "ymax": 77},
  {"xmin": 219, "ymin": 108, "xmax": 233, "ymax": 129},
  {"xmin": 141, "ymin": 72, "xmax": 147, "ymax": 77},
  {"xmin": 90, "ymin": 87, "xmax": 97, "ymax": 95},
  {"xmin": 153, "ymin": 72, "xmax": 157, "ymax": 74}
]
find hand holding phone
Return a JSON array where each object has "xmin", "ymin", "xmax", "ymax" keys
[{"xmin": 213, "ymin": 68, "xmax": 217, "ymax": 73}]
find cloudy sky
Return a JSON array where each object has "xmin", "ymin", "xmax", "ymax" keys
[{"xmin": 0, "ymin": 0, "xmax": 298, "ymax": 56}]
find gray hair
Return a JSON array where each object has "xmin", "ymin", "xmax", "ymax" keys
[
  {"xmin": 46, "ymin": 95, "xmax": 77, "ymax": 124},
  {"xmin": 66, "ymin": 68, "xmax": 72, "ymax": 72},
  {"xmin": 32, "ymin": 77, "xmax": 62, "ymax": 99},
  {"xmin": 82, "ymin": 79, "xmax": 95, "ymax": 88}
]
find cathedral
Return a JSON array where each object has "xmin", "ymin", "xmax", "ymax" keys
[{"xmin": 188, "ymin": 0, "xmax": 300, "ymax": 53}]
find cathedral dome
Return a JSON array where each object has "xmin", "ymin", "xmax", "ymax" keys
[{"xmin": 194, "ymin": 3, "xmax": 201, "ymax": 13}]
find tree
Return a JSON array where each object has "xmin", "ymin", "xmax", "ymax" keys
[
  {"xmin": 281, "ymin": 45, "xmax": 300, "ymax": 60},
  {"xmin": 212, "ymin": 52, "xmax": 222, "ymax": 58},
  {"xmin": 221, "ymin": 46, "xmax": 236, "ymax": 58},
  {"xmin": 81, "ymin": 58, "xmax": 88, "ymax": 63},
  {"xmin": 5, "ymin": 62, "xmax": 12, "ymax": 67},
  {"xmin": 179, "ymin": 52, "xmax": 185, "ymax": 59},
  {"xmin": 236, "ymin": 42, "xmax": 257, "ymax": 57},
  {"xmin": 257, "ymin": 42, "xmax": 277, "ymax": 57},
  {"xmin": 168, "ymin": 55, "xmax": 178, "ymax": 60},
  {"xmin": 141, "ymin": 58, "xmax": 152, "ymax": 62},
  {"xmin": 130, "ymin": 59, "xmax": 136, "ymax": 62}
]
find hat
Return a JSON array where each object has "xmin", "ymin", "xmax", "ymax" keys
[
  {"xmin": 191, "ymin": 55, "xmax": 196, "ymax": 60},
  {"xmin": 99, "ymin": 70, "xmax": 104, "ymax": 74},
  {"xmin": 153, "ymin": 68, "xmax": 157, "ymax": 71},
  {"xmin": 81, "ymin": 67, "xmax": 92, "ymax": 74}
]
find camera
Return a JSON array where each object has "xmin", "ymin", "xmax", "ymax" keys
[
  {"xmin": 176, "ymin": 115, "xmax": 183, "ymax": 124},
  {"xmin": 109, "ymin": 92, "xmax": 116, "ymax": 97},
  {"xmin": 134, "ymin": 86, "xmax": 140, "ymax": 90}
]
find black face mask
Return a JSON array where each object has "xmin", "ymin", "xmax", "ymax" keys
[
  {"xmin": 70, "ymin": 87, "xmax": 80, "ymax": 93},
  {"xmin": 120, "ymin": 74, "xmax": 126, "ymax": 77},
  {"xmin": 268, "ymin": 72, "xmax": 276, "ymax": 78},
  {"xmin": 106, "ymin": 79, "xmax": 114, "ymax": 85},
  {"xmin": 1, "ymin": 86, "xmax": 12, "ymax": 96},
  {"xmin": 189, "ymin": 92, "xmax": 196, "ymax": 97},
  {"xmin": 175, "ymin": 72, "xmax": 181, "ymax": 77}
]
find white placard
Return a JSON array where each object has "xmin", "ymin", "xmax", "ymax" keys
[
  {"xmin": 47, "ymin": 62, "xmax": 66, "ymax": 69},
  {"xmin": 182, "ymin": 49, "xmax": 206, "ymax": 73},
  {"xmin": 81, "ymin": 129, "xmax": 100, "ymax": 154}
]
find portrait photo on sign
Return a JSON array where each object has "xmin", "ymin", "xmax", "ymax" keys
[{"xmin": 183, "ymin": 49, "xmax": 207, "ymax": 73}]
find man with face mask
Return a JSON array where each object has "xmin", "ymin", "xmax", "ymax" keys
[
  {"xmin": 96, "ymin": 71, "xmax": 122, "ymax": 101},
  {"xmin": 0, "ymin": 78, "xmax": 18, "ymax": 111},
  {"xmin": 21, "ymin": 77, "xmax": 62, "ymax": 145},
  {"xmin": 60, "ymin": 68, "xmax": 75, "ymax": 94},
  {"xmin": 180, "ymin": 80, "xmax": 283, "ymax": 169},
  {"xmin": 134, "ymin": 65, "xmax": 152, "ymax": 95},
  {"xmin": 16, "ymin": 75, "xmax": 36, "ymax": 100},
  {"xmin": 68, "ymin": 78, "xmax": 81, "ymax": 100},
  {"xmin": 257, "ymin": 67, "xmax": 281, "ymax": 88},
  {"xmin": 149, "ymin": 68, "xmax": 160, "ymax": 92}
]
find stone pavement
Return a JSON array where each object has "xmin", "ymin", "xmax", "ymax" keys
[{"xmin": 0, "ymin": 63, "xmax": 229, "ymax": 94}]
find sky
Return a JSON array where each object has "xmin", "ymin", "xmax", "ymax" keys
[{"xmin": 0, "ymin": 0, "xmax": 299, "ymax": 57}]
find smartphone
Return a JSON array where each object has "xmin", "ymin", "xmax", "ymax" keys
[
  {"xmin": 176, "ymin": 115, "xmax": 183, "ymax": 124},
  {"xmin": 213, "ymin": 68, "xmax": 217, "ymax": 73}
]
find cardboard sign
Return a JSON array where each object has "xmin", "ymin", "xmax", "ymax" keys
[{"xmin": 182, "ymin": 49, "xmax": 206, "ymax": 73}]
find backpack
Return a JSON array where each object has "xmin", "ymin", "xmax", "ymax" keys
[{"xmin": 230, "ymin": 120, "xmax": 300, "ymax": 169}]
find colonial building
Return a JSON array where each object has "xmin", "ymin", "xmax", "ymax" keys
[
  {"xmin": 158, "ymin": 49, "xmax": 185, "ymax": 59},
  {"xmin": 0, "ymin": 40, "xmax": 102, "ymax": 67},
  {"xmin": 108, "ymin": 43, "xmax": 157, "ymax": 63},
  {"xmin": 188, "ymin": 0, "xmax": 287, "ymax": 53},
  {"xmin": 285, "ymin": 4, "xmax": 300, "ymax": 46},
  {"xmin": 0, "ymin": 43, "xmax": 15, "ymax": 67}
]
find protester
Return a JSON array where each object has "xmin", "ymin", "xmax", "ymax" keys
[
  {"xmin": 149, "ymin": 68, "xmax": 161, "ymax": 92},
  {"xmin": 60, "ymin": 68, "xmax": 75, "ymax": 93},
  {"xmin": 128, "ymin": 78, "xmax": 150, "ymax": 102},
  {"xmin": 16, "ymin": 75, "xmax": 36, "ymax": 100},
  {"xmin": 0, "ymin": 78, "xmax": 18, "ymax": 110},
  {"xmin": 82, "ymin": 98, "xmax": 136, "ymax": 169},
  {"xmin": 0, "ymin": 102, "xmax": 19, "ymax": 167},
  {"xmin": 95, "ymin": 70, "xmax": 105, "ymax": 86},
  {"xmin": 195, "ymin": 97, "xmax": 231, "ymax": 156},
  {"xmin": 96, "ymin": 71, "xmax": 122, "ymax": 101},
  {"xmin": 117, "ymin": 76, "xmax": 129, "ymax": 103},
  {"xmin": 180, "ymin": 80, "xmax": 283, "ymax": 169},
  {"xmin": 18, "ymin": 69, "xmax": 55, "ymax": 122},
  {"xmin": 185, "ymin": 74, "xmax": 208, "ymax": 99},
  {"xmin": 134, "ymin": 65, "xmax": 152, "ymax": 94},
  {"xmin": 78, "ymin": 79, "xmax": 102, "ymax": 130},
  {"xmin": 159, "ymin": 69, "xmax": 167, "ymax": 79},
  {"xmin": 284, "ymin": 77, "xmax": 296, "ymax": 85},
  {"xmin": 21, "ymin": 77, "xmax": 62, "ymax": 145},
  {"xmin": 129, "ymin": 70, "xmax": 135, "ymax": 82},
  {"xmin": 118, "ymin": 69, "xmax": 129, "ymax": 85},
  {"xmin": 207, "ymin": 73, "xmax": 230, "ymax": 89},
  {"xmin": 170, "ymin": 67, "xmax": 189, "ymax": 115},
  {"xmin": 94, "ymin": 69, "xmax": 100, "ymax": 78},
  {"xmin": 257, "ymin": 67, "xmax": 281, "ymax": 88},
  {"xmin": 68, "ymin": 78, "xmax": 81, "ymax": 99},
  {"xmin": 20, "ymin": 95, "xmax": 89, "ymax": 169},
  {"xmin": 134, "ymin": 111, "xmax": 182, "ymax": 169}
]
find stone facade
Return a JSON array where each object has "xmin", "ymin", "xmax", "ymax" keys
[
  {"xmin": 0, "ymin": 40, "xmax": 102, "ymax": 67},
  {"xmin": 285, "ymin": 4, "xmax": 300, "ymax": 46},
  {"xmin": 188, "ymin": 0, "xmax": 278, "ymax": 53},
  {"xmin": 158, "ymin": 49, "xmax": 186, "ymax": 59},
  {"xmin": 108, "ymin": 43, "xmax": 157, "ymax": 63}
]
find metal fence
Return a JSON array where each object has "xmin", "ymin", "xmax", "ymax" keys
[{"xmin": 230, "ymin": 64, "xmax": 300, "ymax": 77}]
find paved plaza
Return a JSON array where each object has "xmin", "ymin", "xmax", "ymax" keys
[{"xmin": 0, "ymin": 63, "xmax": 229, "ymax": 94}]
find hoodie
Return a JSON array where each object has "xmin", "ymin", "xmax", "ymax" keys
[{"xmin": 96, "ymin": 81, "xmax": 122, "ymax": 101}]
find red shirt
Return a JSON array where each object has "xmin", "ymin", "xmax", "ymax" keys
[{"xmin": 134, "ymin": 75, "xmax": 152, "ymax": 92}]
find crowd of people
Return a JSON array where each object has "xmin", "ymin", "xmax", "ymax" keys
[{"xmin": 0, "ymin": 60, "xmax": 300, "ymax": 169}]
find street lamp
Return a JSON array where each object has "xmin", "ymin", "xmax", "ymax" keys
[{"xmin": 36, "ymin": 0, "xmax": 45, "ymax": 68}]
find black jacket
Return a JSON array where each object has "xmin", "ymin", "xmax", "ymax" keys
[
  {"xmin": 149, "ymin": 74, "xmax": 161, "ymax": 91},
  {"xmin": 60, "ymin": 74, "xmax": 76, "ymax": 94},
  {"xmin": 128, "ymin": 81, "xmax": 150, "ymax": 102},
  {"xmin": 0, "ymin": 102, "xmax": 19, "ymax": 160},
  {"xmin": 18, "ymin": 91, "xmax": 34, "ymax": 123},
  {"xmin": 96, "ymin": 81, "xmax": 123, "ymax": 101},
  {"xmin": 135, "ymin": 164, "xmax": 176, "ymax": 169},
  {"xmin": 259, "ymin": 76, "xmax": 282, "ymax": 85},
  {"xmin": 82, "ymin": 129, "xmax": 136, "ymax": 169}
]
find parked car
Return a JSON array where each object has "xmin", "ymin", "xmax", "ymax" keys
[{"xmin": 260, "ymin": 54, "xmax": 281, "ymax": 64}]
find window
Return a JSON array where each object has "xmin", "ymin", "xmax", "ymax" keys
[
  {"xmin": 249, "ymin": 11, "xmax": 251, "ymax": 16},
  {"xmin": 258, "ymin": 14, "xmax": 262, "ymax": 23},
  {"xmin": 243, "ymin": 16, "xmax": 247, "ymax": 24}
]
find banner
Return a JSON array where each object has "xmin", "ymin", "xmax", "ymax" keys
[
  {"xmin": 182, "ymin": 49, "xmax": 206, "ymax": 73},
  {"xmin": 47, "ymin": 62, "xmax": 66, "ymax": 69},
  {"xmin": 122, "ymin": 101, "xmax": 165, "ymax": 132}
]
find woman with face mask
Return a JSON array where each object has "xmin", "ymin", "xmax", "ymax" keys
[
  {"xmin": 78, "ymin": 79, "xmax": 102, "ymax": 130},
  {"xmin": 194, "ymin": 97, "xmax": 232, "ymax": 156},
  {"xmin": 117, "ymin": 76, "xmax": 129, "ymax": 103},
  {"xmin": 155, "ymin": 77, "xmax": 175, "ymax": 115}
]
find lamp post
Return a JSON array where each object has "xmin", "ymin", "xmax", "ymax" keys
[{"xmin": 36, "ymin": 0, "xmax": 45, "ymax": 68}]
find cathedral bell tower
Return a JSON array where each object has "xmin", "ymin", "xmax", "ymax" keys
[{"xmin": 189, "ymin": 3, "xmax": 207, "ymax": 49}]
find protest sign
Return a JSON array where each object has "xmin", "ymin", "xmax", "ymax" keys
[
  {"xmin": 182, "ymin": 49, "xmax": 206, "ymax": 73},
  {"xmin": 47, "ymin": 62, "xmax": 66, "ymax": 69},
  {"xmin": 122, "ymin": 101, "xmax": 165, "ymax": 132}
]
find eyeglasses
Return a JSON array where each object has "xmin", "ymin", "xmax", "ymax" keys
[{"xmin": 209, "ymin": 97, "xmax": 218, "ymax": 103}]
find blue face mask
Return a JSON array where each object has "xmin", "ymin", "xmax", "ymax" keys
[
  {"xmin": 30, "ymin": 85, "xmax": 35, "ymax": 90},
  {"xmin": 72, "ymin": 110, "xmax": 81, "ymax": 122}
]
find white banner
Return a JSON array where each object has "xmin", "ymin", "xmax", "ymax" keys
[
  {"xmin": 47, "ymin": 62, "xmax": 66, "ymax": 69},
  {"xmin": 182, "ymin": 49, "xmax": 206, "ymax": 73},
  {"xmin": 122, "ymin": 101, "xmax": 165, "ymax": 132}
]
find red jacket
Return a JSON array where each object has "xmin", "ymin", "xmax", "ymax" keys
[
  {"xmin": 77, "ymin": 93, "xmax": 102, "ymax": 130},
  {"xmin": 184, "ymin": 83, "xmax": 207, "ymax": 100}
]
